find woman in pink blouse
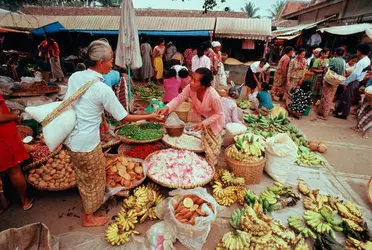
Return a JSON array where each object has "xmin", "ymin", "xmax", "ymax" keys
[{"xmin": 156, "ymin": 67, "xmax": 225, "ymax": 166}]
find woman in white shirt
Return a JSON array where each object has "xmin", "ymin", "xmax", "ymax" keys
[
  {"xmin": 191, "ymin": 46, "xmax": 211, "ymax": 72},
  {"xmin": 245, "ymin": 58, "xmax": 270, "ymax": 98},
  {"xmin": 64, "ymin": 39, "xmax": 160, "ymax": 227}
]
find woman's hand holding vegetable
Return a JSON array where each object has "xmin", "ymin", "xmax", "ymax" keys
[
  {"xmin": 148, "ymin": 112, "xmax": 165, "ymax": 122},
  {"xmin": 155, "ymin": 106, "xmax": 169, "ymax": 117}
]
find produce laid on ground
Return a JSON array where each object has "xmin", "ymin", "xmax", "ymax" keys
[
  {"xmin": 105, "ymin": 183, "xmax": 164, "ymax": 246},
  {"xmin": 236, "ymin": 99, "xmax": 252, "ymax": 110},
  {"xmin": 216, "ymin": 201, "xmax": 306, "ymax": 250},
  {"xmin": 211, "ymin": 169, "xmax": 247, "ymax": 206},
  {"xmin": 29, "ymin": 143, "xmax": 51, "ymax": 161},
  {"xmin": 106, "ymin": 156, "xmax": 144, "ymax": 188},
  {"xmin": 226, "ymin": 133, "xmax": 265, "ymax": 163},
  {"xmin": 27, "ymin": 149, "xmax": 76, "ymax": 189},
  {"xmin": 243, "ymin": 113, "xmax": 327, "ymax": 166},
  {"xmin": 145, "ymin": 149, "xmax": 214, "ymax": 188},
  {"xmin": 162, "ymin": 133, "xmax": 203, "ymax": 151},
  {"xmin": 11, "ymin": 82, "xmax": 60, "ymax": 96},
  {"xmin": 121, "ymin": 143, "xmax": 164, "ymax": 159},
  {"xmin": 308, "ymin": 139, "xmax": 328, "ymax": 153},
  {"xmin": 172, "ymin": 194, "xmax": 214, "ymax": 225},
  {"xmin": 134, "ymin": 82, "xmax": 163, "ymax": 101},
  {"xmin": 116, "ymin": 122, "xmax": 164, "ymax": 141}
]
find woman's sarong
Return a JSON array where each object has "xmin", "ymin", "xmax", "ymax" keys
[
  {"xmin": 153, "ymin": 57, "xmax": 163, "ymax": 80},
  {"xmin": 202, "ymin": 127, "xmax": 222, "ymax": 167},
  {"xmin": 68, "ymin": 144, "xmax": 106, "ymax": 214},
  {"xmin": 357, "ymin": 103, "xmax": 372, "ymax": 132},
  {"xmin": 49, "ymin": 56, "xmax": 64, "ymax": 79}
]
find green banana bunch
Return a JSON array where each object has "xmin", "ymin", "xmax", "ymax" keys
[
  {"xmin": 297, "ymin": 146, "xmax": 327, "ymax": 166},
  {"xmin": 267, "ymin": 182, "xmax": 293, "ymax": 195},
  {"xmin": 230, "ymin": 208, "xmax": 245, "ymax": 230},
  {"xmin": 288, "ymin": 216, "xmax": 317, "ymax": 239},
  {"xmin": 245, "ymin": 190, "xmax": 259, "ymax": 206},
  {"xmin": 260, "ymin": 190, "xmax": 279, "ymax": 205}
]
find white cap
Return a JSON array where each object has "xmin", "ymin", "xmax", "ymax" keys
[{"xmin": 212, "ymin": 41, "xmax": 221, "ymax": 47}]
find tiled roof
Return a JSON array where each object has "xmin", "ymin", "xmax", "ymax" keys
[{"xmin": 20, "ymin": 5, "xmax": 247, "ymax": 18}]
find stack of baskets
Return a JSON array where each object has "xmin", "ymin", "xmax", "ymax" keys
[{"xmin": 224, "ymin": 145, "xmax": 266, "ymax": 185}]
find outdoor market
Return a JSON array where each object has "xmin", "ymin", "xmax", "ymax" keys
[{"xmin": 0, "ymin": 0, "xmax": 372, "ymax": 250}]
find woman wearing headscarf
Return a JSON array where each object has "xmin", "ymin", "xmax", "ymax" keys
[
  {"xmin": 64, "ymin": 39, "xmax": 160, "ymax": 227},
  {"xmin": 156, "ymin": 68, "xmax": 224, "ymax": 166}
]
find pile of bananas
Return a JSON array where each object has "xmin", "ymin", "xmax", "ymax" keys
[
  {"xmin": 105, "ymin": 182, "xmax": 164, "ymax": 246},
  {"xmin": 226, "ymin": 133, "xmax": 265, "ymax": 163},
  {"xmin": 211, "ymin": 169, "xmax": 247, "ymax": 206},
  {"xmin": 218, "ymin": 201, "xmax": 308, "ymax": 250},
  {"xmin": 236, "ymin": 99, "xmax": 252, "ymax": 109},
  {"xmin": 346, "ymin": 237, "xmax": 372, "ymax": 250},
  {"xmin": 297, "ymin": 146, "xmax": 327, "ymax": 166},
  {"xmin": 288, "ymin": 216, "xmax": 317, "ymax": 239},
  {"xmin": 303, "ymin": 209, "xmax": 343, "ymax": 239}
]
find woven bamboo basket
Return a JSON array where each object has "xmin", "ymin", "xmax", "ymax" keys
[
  {"xmin": 26, "ymin": 178, "xmax": 76, "ymax": 191},
  {"xmin": 23, "ymin": 145, "xmax": 63, "ymax": 171},
  {"xmin": 115, "ymin": 123, "xmax": 165, "ymax": 144},
  {"xmin": 16, "ymin": 125, "xmax": 34, "ymax": 140},
  {"xmin": 144, "ymin": 151, "xmax": 215, "ymax": 189},
  {"xmin": 162, "ymin": 136, "xmax": 204, "ymax": 153},
  {"xmin": 101, "ymin": 137, "xmax": 122, "ymax": 149},
  {"xmin": 224, "ymin": 145, "xmax": 266, "ymax": 185}
]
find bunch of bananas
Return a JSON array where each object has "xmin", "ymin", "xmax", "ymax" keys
[
  {"xmin": 240, "ymin": 205, "xmax": 271, "ymax": 237},
  {"xmin": 304, "ymin": 210, "xmax": 342, "ymax": 238},
  {"xmin": 288, "ymin": 216, "xmax": 317, "ymax": 239},
  {"xmin": 335, "ymin": 202, "xmax": 363, "ymax": 223},
  {"xmin": 211, "ymin": 170, "xmax": 247, "ymax": 206},
  {"xmin": 297, "ymin": 145, "xmax": 327, "ymax": 166},
  {"xmin": 346, "ymin": 237, "xmax": 372, "ymax": 250},
  {"xmin": 227, "ymin": 133, "xmax": 265, "ymax": 164},
  {"xmin": 271, "ymin": 221, "xmax": 296, "ymax": 243},
  {"xmin": 220, "ymin": 230, "xmax": 251, "ymax": 250},
  {"xmin": 105, "ymin": 182, "xmax": 164, "ymax": 246},
  {"xmin": 260, "ymin": 190, "xmax": 279, "ymax": 206},
  {"xmin": 230, "ymin": 207, "xmax": 245, "ymax": 230},
  {"xmin": 293, "ymin": 236, "xmax": 310, "ymax": 250}
]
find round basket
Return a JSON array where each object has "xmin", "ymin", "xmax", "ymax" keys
[
  {"xmin": 368, "ymin": 177, "xmax": 372, "ymax": 204},
  {"xmin": 144, "ymin": 151, "xmax": 215, "ymax": 189},
  {"xmin": 105, "ymin": 154, "xmax": 146, "ymax": 193},
  {"xmin": 162, "ymin": 136, "xmax": 204, "ymax": 153},
  {"xmin": 10, "ymin": 86, "xmax": 61, "ymax": 97},
  {"xmin": 224, "ymin": 145, "xmax": 266, "ymax": 185},
  {"xmin": 23, "ymin": 145, "xmax": 63, "ymax": 171},
  {"xmin": 117, "ymin": 142, "xmax": 166, "ymax": 159},
  {"xmin": 115, "ymin": 123, "xmax": 164, "ymax": 144},
  {"xmin": 101, "ymin": 137, "xmax": 122, "ymax": 149},
  {"xmin": 26, "ymin": 178, "xmax": 76, "ymax": 191},
  {"xmin": 17, "ymin": 125, "xmax": 34, "ymax": 140}
]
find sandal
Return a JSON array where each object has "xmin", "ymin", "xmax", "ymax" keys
[
  {"xmin": 22, "ymin": 197, "xmax": 34, "ymax": 211},
  {"xmin": 351, "ymin": 126, "xmax": 361, "ymax": 132},
  {"xmin": 363, "ymin": 133, "xmax": 370, "ymax": 139}
]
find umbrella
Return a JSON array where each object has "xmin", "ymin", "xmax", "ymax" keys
[{"xmin": 115, "ymin": 0, "xmax": 142, "ymax": 112}]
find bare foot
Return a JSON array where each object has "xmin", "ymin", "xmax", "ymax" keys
[
  {"xmin": 22, "ymin": 197, "xmax": 34, "ymax": 211},
  {"xmin": 82, "ymin": 214, "xmax": 110, "ymax": 227},
  {"xmin": 317, "ymin": 115, "xmax": 327, "ymax": 120}
]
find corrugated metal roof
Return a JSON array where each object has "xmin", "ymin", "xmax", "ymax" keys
[
  {"xmin": 0, "ymin": 14, "xmax": 215, "ymax": 31},
  {"xmin": 136, "ymin": 16, "xmax": 215, "ymax": 31},
  {"xmin": 215, "ymin": 18, "xmax": 271, "ymax": 40}
]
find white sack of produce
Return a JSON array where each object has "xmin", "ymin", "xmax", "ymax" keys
[
  {"xmin": 265, "ymin": 133, "xmax": 298, "ymax": 183},
  {"xmin": 25, "ymin": 102, "xmax": 76, "ymax": 151},
  {"xmin": 223, "ymin": 123, "xmax": 247, "ymax": 146},
  {"xmin": 155, "ymin": 187, "xmax": 218, "ymax": 250}
]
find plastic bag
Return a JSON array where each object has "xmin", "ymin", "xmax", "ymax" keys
[
  {"xmin": 25, "ymin": 102, "xmax": 76, "ymax": 151},
  {"xmin": 155, "ymin": 187, "xmax": 218, "ymax": 250},
  {"xmin": 248, "ymin": 91, "xmax": 258, "ymax": 102},
  {"xmin": 146, "ymin": 222, "xmax": 166, "ymax": 250},
  {"xmin": 5, "ymin": 100, "xmax": 25, "ymax": 111},
  {"xmin": 265, "ymin": 133, "xmax": 298, "ymax": 183},
  {"xmin": 0, "ymin": 76, "xmax": 18, "ymax": 90},
  {"xmin": 223, "ymin": 123, "xmax": 247, "ymax": 146},
  {"xmin": 165, "ymin": 112, "xmax": 184, "ymax": 126}
]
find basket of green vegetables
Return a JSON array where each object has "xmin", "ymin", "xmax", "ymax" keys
[{"xmin": 115, "ymin": 122, "xmax": 165, "ymax": 143}]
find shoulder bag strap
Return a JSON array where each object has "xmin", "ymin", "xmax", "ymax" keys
[{"xmin": 41, "ymin": 79, "xmax": 98, "ymax": 127}]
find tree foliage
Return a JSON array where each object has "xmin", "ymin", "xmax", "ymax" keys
[
  {"xmin": 240, "ymin": 2, "xmax": 260, "ymax": 18},
  {"xmin": 267, "ymin": 0, "xmax": 285, "ymax": 19}
]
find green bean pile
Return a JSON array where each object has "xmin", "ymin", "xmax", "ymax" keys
[{"xmin": 117, "ymin": 123, "xmax": 164, "ymax": 141}]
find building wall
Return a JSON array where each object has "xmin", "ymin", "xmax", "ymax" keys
[
  {"xmin": 344, "ymin": 0, "xmax": 372, "ymax": 18},
  {"xmin": 297, "ymin": 2, "xmax": 343, "ymax": 24}
]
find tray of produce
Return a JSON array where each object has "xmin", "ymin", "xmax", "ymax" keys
[
  {"xmin": 26, "ymin": 149, "xmax": 76, "ymax": 191},
  {"xmin": 115, "ymin": 122, "xmax": 164, "ymax": 143},
  {"xmin": 101, "ymin": 131, "xmax": 121, "ymax": 149},
  {"xmin": 162, "ymin": 133, "xmax": 204, "ymax": 153},
  {"xmin": 11, "ymin": 83, "xmax": 60, "ymax": 97},
  {"xmin": 134, "ymin": 82, "xmax": 163, "ymax": 101},
  {"xmin": 117, "ymin": 142, "xmax": 166, "ymax": 160},
  {"xmin": 105, "ymin": 155, "xmax": 145, "ymax": 194},
  {"xmin": 23, "ymin": 144, "xmax": 63, "ymax": 170},
  {"xmin": 144, "ymin": 149, "xmax": 215, "ymax": 189}
]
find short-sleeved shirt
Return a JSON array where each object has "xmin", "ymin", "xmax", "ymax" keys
[
  {"xmin": 250, "ymin": 61, "xmax": 270, "ymax": 73},
  {"xmin": 257, "ymin": 90, "xmax": 274, "ymax": 110},
  {"xmin": 64, "ymin": 69, "xmax": 127, "ymax": 152}
]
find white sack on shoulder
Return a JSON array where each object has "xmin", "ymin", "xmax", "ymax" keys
[{"xmin": 25, "ymin": 102, "xmax": 76, "ymax": 151}]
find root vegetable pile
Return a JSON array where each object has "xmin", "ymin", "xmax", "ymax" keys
[
  {"xmin": 172, "ymin": 194, "xmax": 213, "ymax": 226},
  {"xmin": 29, "ymin": 144, "xmax": 51, "ymax": 161},
  {"xmin": 105, "ymin": 183, "xmax": 164, "ymax": 246},
  {"xmin": 27, "ymin": 150, "xmax": 75, "ymax": 189},
  {"xmin": 106, "ymin": 156, "xmax": 144, "ymax": 188}
]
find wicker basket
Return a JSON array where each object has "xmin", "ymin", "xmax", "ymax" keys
[
  {"xmin": 162, "ymin": 135, "xmax": 204, "ymax": 153},
  {"xmin": 144, "ymin": 151, "xmax": 214, "ymax": 189},
  {"xmin": 23, "ymin": 145, "xmax": 63, "ymax": 171},
  {"xmin": 115, "ymin": 123, "xmax": 164, "ymax": 144},
  {"xmin": 224, "ymin": 145, "xmax": 266, "ymax": 185},
  {"xmin": 27, "ymin": 178, "xmax": 76, "ymax": 191},
  {"xmin": 17, "ymin": 125, "xmax": 34, "ymax": 140}
]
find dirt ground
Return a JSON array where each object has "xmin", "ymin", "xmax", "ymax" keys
[{"xmin": 1, "ymin": 93, "xmax": 371, "ymax": 249}]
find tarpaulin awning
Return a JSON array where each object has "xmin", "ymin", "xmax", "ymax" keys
[
  {"xmin": 276, "ymin": 33, "xmax": 301, "ymax": 40},
  {"xmin": 272, "ymin": 15, "xmax": 336, "ymax": 37},
  {"xmin": 31, "ymin": 22, "xmax": 64, "ymax": 36},
  {"xmin": 319, "ymin": 23, "xmax": 372, "ymax": 39},
  {"xmin": 215, "ymin": 18, "xmax": 271, "ymax": 40},
  {"xmin": 139, "ymin": 30, "xmax": 210, "ymax": 36}
]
